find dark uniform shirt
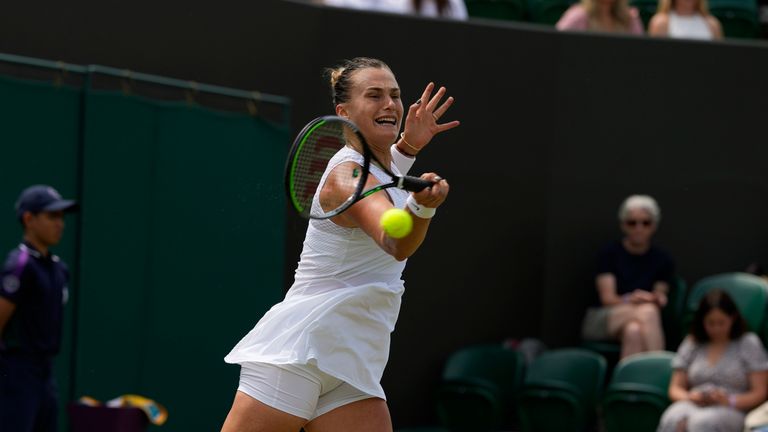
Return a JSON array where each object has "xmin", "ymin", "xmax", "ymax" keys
[{"xmin": 0, "ymin": 242, "xmax": 69, "ymax": 357}]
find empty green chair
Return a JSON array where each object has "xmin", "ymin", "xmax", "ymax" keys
[
  {"xmin": 465, "ymin": 0, "xmax": 528, "ymax": 20},
  {"xmin": 681, "ymin": 272, "xmax": 768, "ymax": 341},
  {"xmin": 708, "ymin": 0, "xmax": 760, "ymax": 38},
  {"xmin": 662, "ymin": 276, "xmax": 689, "ymax": 350},
  {"xmin": 435, "ymin": 344, "xmax": 525, "ymax": 432},
  {"xmin": 581, "ymin": 340, "xmax": 621, "ymax": 374},
  {"xmin": 517, "ymin": 348, "xmax": 606, "ymax": 432},
  {"xmin": 602, "ymin": 351, "xmax": 675, "ymax": 432}
]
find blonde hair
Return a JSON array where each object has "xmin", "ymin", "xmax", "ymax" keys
[
  {"xmin": 656, "ymin": 0, "xmax": 710, "ymax": 15},
  {"xmin": 582, "ymin": 0, "xmax": 635, "ymax": 31}
]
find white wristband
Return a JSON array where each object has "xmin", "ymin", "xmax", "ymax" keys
[
  {"xmin": 406, "ymin": 195, "xmax": 436, "ymax": 219},
  {"xmin": 390, "ymin": 144, "xmax": 416, "ymax": 175}
]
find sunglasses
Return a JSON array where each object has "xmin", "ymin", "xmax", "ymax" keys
[{"xmin": 624, "ymin": 219, "xmax": 653, "ymax": 227}]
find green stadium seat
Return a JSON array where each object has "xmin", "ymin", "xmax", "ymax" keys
[
  {"xmin": 709, "ymin": 0, "xmax": 760, "ymax": 38},
  {"xmin": 465, "ymin": 0, "xmax": 528, "ymax": 20},
  {"xmin": 602, "ymin": 351, "xmax": 675, "ymax": 432},
  {"xmin": 581, "ymin": 340, "xmax": 621, "ymax": 375},
  {"xmin": 434, "ymin": 344, "xmax": 525, "ymax": 432},
  {"xmin": 526, "ymin": 0, "xmax": 578, "ymax": 25},
  {"xmin": 662, "ymin": 276, "xmax": 689, "ymax": 350},
  {"xmin": 681, "ymin": 272, "xmax": 768, "ymax": 342},
  {"xmin": 517, "ymin": 348, "xmax": 606, "ymax": 432}
]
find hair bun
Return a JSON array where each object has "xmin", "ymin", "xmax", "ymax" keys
[{"xmin": 329, "ymin": 67, "xmax": 345, "ymax": 88}]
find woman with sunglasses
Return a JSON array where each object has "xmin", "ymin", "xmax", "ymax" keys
[{"xmin": 581, "ymin": 194, "xmax": 676, "ymax": 358}]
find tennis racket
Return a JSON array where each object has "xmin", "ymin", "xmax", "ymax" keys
[{"xmin": 285, "ymin": 115, "xmax": 433, "ymax": 219}]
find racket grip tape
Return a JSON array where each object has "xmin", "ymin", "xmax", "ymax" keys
[{"xmin": 398, "ymin": 176, "xmax": 435, "ymax": 192}]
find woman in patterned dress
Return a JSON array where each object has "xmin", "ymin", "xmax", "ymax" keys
[{"xmin": 658, "ymin": 290, "xmax": 768, "ymax": 432}]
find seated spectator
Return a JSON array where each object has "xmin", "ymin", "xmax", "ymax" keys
[
  {"xmin": 658, "ymin": 290, "xmax": 768, "ymax": 432},
  {"xmin": 648, "ymin": 0, "xmax": 723, "ymax": 40},
  {"xmin": 315, "ymin": 0, "xmax": 469, "ymax": 20},
  {"xmin": 582, "ymin": 195, "xmax": 674, "ymax": 358},
  {"xmin": 556, "ymin": 0, "xmax": 644, "ymax": 34}
]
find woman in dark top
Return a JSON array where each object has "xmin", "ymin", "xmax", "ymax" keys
[{"xmin": 582, "ymin": 195, "xmax": 675, "ymax": 358}]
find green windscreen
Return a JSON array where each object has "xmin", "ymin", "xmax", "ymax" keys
[
  {"xmin": 0, "ymin": 58, "xmax": 289, "ymax": 430},
  {"xmin": 74, "ymin": 89, "xmax": 286, "ymax": 431}
]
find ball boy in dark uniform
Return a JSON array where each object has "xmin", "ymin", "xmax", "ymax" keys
[{"xmin": 0, "ymin": 185, "xmax": 77, "ymax": 432}]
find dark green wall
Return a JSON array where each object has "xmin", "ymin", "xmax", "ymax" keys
[{"xmin": 0, "ymin": 74, "xmax": 288, "ymax": 431}]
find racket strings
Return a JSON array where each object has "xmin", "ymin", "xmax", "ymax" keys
[
  {"xmin": 290, "ymin": 122, "xmax": 365, "ymax": 218},
  {"xmin": 316, "ymin": 161, "xmax": 363, "ymax": 216}
]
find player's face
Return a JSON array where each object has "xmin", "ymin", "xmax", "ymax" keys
[
  {"xmin": 25, "ymin": 211, "xmax": 65, "ymax": 247},
  {"xmin": 621, "ymin": 208, "xmax": 656, "ymax": 245},
  {"xmin": 338, "ymin": 67, "xmax": 403, "ymax": 151},
  {"xmin": 703, "ymin": 307, "xmax": 733, "ymax": 342}
]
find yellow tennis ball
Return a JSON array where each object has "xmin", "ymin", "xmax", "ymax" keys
[{"xmin": 380, "ymin": 208, "xmax": 413, "ymax": 239}]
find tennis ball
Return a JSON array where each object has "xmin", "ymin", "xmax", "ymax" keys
[{"xmin": 380, "ymin": 208, "xmax": 413, "ymax": 239}]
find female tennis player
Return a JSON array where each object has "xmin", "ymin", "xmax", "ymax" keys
[{"xmin": 221, "ymin": 57, "xmax": 459, "ymax": 432}]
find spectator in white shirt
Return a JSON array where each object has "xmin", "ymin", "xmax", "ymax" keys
[{"xmin": 316, "ymin": 0, "xmax": 469, "ymax": 20}]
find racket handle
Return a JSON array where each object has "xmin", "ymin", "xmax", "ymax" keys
[{"xmin": 399, "ymin": 175, "xmax": 435, "ymax": 192}]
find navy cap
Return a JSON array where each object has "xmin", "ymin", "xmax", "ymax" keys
[{"xmin": 15, "ymin": 185, "xmax": 78, "ymax": 220}]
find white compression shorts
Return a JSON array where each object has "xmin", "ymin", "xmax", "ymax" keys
[{"xmin": 237, "ymin": 361, "xmax": 374, "ymax": 420}]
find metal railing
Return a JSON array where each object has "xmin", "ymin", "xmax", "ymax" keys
[{"xmin": 0, "ymin": 51, "xmax": 291, "ymax": 127}]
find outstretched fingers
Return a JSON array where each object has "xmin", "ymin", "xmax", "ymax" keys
[
  {"xmin": 425, "ymin": 86, "xmax": 459, "ymax": 133},
  {"xmin": 435, "ymin": 119, "xmax": 461, "ymax": 133},
  {"xmin": 418, "ymin": 82, "xmax": 436, "ymax": 108},
  {"xmin": 402, "ymin": 82, "xmax": 460, "ymax": 149},
  {"xmin": 432, "ymin": 95, "xmax": 452, "ymax": 119},
  {"xmin": 425, "ymin": 86, "xmax": 446, "ymax": 115}
]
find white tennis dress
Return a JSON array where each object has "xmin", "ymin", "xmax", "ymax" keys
[{"xmin": 225, "ymin": 146, "xmax": 410, "ymax": 399}]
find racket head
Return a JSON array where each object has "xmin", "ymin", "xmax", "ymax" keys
[{"xmin": 285, "ymin": 116, "xmax": 371, "ymax": 219}]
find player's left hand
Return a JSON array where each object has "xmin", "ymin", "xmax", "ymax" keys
[{"xmin": 400, "ymin": 82, "xmax": 460, "ymax": 153}]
